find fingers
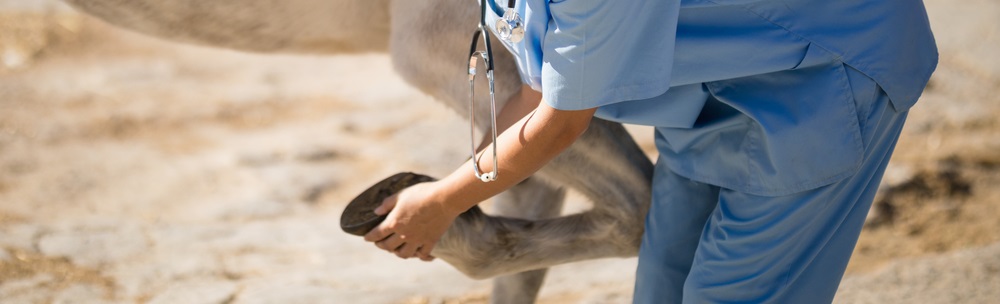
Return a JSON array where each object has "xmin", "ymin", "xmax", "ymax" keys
[
  {"xmin": 373, "ymin": 194, "xmax": 398, "ymax": 216},
  {"xmin": 363, "ymin": 197, "xmax": 399, "ymax": 242},
  {"xmin": 395, "ymin": 242, "xmax": 420, "ymax": 259},
  {"xmin": 374, "ymin": 233, "xmax": 404, "ymax": 252},
  {"xmin": 365, "ymin": 194, "xmax": 400, "ymax": 242},
  {"xmin": 374, "ymin": 234, "xmax": 433, "ymax": 260},
  {"xmin": 417, "ymin": 244, "xmax": 436, "ymax": 262},
  {"xmin": 363, "ymin": 226, "xmax": 386, "ymax": 242}
]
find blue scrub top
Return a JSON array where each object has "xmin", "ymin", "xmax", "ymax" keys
[{"xmin": 484, "ymin": 0, "xmax": 937, "ymax": 195}]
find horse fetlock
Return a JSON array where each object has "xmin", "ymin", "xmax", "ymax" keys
[{"xmin": 430, "ymin": 206, "xmax": 503, "ymax": 278}]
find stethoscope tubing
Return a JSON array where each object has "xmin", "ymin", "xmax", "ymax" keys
[
  {"xmin": 466, "ymin": 0, "xmax": 501, "ymax": 182},
  {"xmin": 466, "ymin": 0, "xmax": 522, "ymax": 183}
]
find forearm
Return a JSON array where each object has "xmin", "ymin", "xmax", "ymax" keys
[
  {"xmin": 476, "ymin": 85, "xmax": 542, "ymax": 152},
  {"xmin": 436, "ymin": 101, "xmax": 596, "ymax": 216}
]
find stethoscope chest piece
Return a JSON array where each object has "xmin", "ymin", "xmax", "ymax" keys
[{"xmin": 496, "ymin": 8, "xmax": 524, "ymax": 43}]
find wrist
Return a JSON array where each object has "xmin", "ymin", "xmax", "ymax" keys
[{"xmin": 427, "ymin": 180, "xmax": 468, "ymax": 218}]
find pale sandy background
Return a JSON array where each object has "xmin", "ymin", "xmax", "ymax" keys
[{"xmin": 1, "ymin": 0, "xmax": 998, "ymax": 303}]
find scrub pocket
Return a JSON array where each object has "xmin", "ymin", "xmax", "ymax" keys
[{"xmin": 656, "ymin": 57, "xmax": 879, "ymax": 196}]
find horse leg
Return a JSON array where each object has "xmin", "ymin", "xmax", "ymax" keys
[
  {"xmin": 488, "ymin": 178, "xmax": 565, "ymax": 304},
  {"xmin": 432, "ymin": 118, "xmax": 654, "ymax": 279}
]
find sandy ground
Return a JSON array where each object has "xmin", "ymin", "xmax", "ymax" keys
[{"xmin": 1, "ymin": 0, "xmax": 998, "ymax": 303}]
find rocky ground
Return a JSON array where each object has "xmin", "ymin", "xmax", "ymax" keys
[{"xmin": 1, "ymin": 0, "xmax": 998, "ymax": 303}]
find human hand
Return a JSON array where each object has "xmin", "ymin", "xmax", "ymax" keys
[{"xmin": 363, "ymin": 182, "xmax": 459, "ymax": 261}]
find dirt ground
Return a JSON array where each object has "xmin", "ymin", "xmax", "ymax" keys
[{"xmin": 1, "ymin": 0, "xmax": 998, "ymax": 303}]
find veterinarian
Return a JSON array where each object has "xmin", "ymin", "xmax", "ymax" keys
[{"xmin": 365, "ymin": 0, "xmax": 938, "ymax": 302}]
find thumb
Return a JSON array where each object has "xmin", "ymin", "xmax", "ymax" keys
[{"xmin": 373, "ymin": 194, "xmax": 398, "ymax": 215}]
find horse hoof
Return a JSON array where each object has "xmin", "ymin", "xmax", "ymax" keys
[{"xmin": 340, "ymin": 172, "xmax": 436, "ymax": 236}]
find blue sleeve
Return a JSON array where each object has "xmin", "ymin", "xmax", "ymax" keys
[{"xmin": 541, "ymin": 0, "xmax": 680, "ymax": 110}]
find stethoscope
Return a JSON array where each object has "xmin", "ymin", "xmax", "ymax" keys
[
  {"xmin": 495, "ymin": 0, "xmax": 525, "ymax": 44},
  {"xmin": 467, "ymin": 0, "xmax": 523, "ymax": 183}
]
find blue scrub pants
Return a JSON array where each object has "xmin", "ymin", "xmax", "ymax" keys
[{"xmin": 633, "ymin": 79, "xmax": 908, "ymax": 302}]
